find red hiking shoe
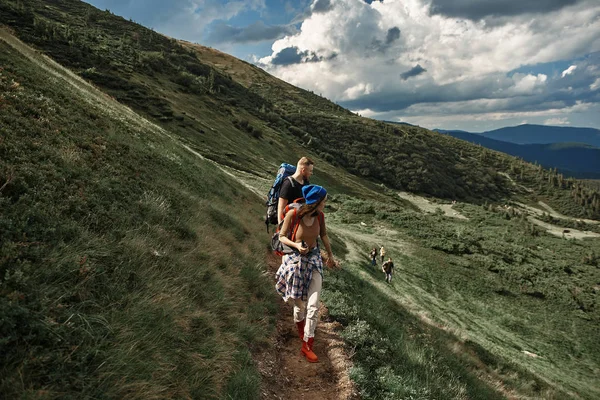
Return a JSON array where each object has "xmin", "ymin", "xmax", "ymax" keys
[{"xmin": 301, "ymin": 337, "xmax": 318, "ymax": 363}]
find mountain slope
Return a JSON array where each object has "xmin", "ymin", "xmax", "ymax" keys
[
  {"xmin": 0, "ymin": 28, "xmax": 280, "ymax": 398},
  {"xmin": 438, "ymin": 129, "xmax": 600, "ymax": 178},
  {"xmin": 481, "ymin": 124, "xmax": 600, "ymax": 147},
  {"xmin": 2, "ymin": 1, "xmax": 600, "ymax": 399}
]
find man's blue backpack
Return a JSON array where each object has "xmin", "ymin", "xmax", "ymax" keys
[{"xmin": 265, "ymin": 163, "xmax": 296, "ymax": 231}]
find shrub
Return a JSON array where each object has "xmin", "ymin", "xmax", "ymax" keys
[
  {"xmin": 173, "ymin": 71, "xmax": 206, "ymax": 94},
  {"xmin": 582, "ymin": 251, "xmax": 598, "ymax": 266},
  {"xmin": 234, "ymin": 118, "xmax": 262, "ymax": 139},
  {"xmin": 139, "ymin": 51, "xmax": 168, "ymax": 73}
]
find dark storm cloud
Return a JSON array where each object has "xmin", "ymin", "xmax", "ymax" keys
[
  {"xmin": 344, "ymin": 78, "xmax": 496, "ymax": 112},
  {"xmin": 369, "ymin": 27, "xmax": 401, "ymax": 53},
  {"xmin": 272, "ymin": 47, "xmax": 304, "ymax": 65},
  {"xmin": 400, "ymin": 64, "xmax": 427, "ymax": 80},
  {"xmin": 385, "ymin": 27, "xmax": 401, "ymax": 44},
  {"xmin": 206, "ymin": 21, "xmax": 295, "ymax": 44},
  {"xmin": 290, "ymin": 0, "xmax": 336, "ymax": 24},
  {"xmin": 271, "ymin": 46, "xmax": 332, "ymax": 65},
  {"xmin": 340, "ymin": 54, "xmax": 600, "ymax": 116},
  {"xmin": 313, "ymin": 0, "xmax": 333, "ymax": 13},
  {"xmin": 429, "ymin": 0, "xmax": 580, "ymax": 20}
]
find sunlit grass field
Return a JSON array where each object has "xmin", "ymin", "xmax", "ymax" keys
[{"xmin": 322, "ymin": 194, "xmax": 599, "ymax": 399}]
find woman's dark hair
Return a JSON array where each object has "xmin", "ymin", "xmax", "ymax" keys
[{"xmin": 297, "ymin": 195, "xmax": 326, "ymax": 219}]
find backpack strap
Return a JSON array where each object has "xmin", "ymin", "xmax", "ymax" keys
[
  {"xmin": 287, "ymin": 176, "xmax": 295, "ymax": 188},
  {"xmin": 290, "ymin": 208, "xmax": 301, "ymax": 242}
]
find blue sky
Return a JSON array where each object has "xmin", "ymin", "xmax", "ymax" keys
[{"xmin": 84, "ymin": 0, "xmax": 600, "ymax": 132}]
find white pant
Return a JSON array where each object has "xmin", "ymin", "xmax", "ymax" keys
[{"xmin": 292, "ymin": 272, "xmax": 322, "ymax": 341}]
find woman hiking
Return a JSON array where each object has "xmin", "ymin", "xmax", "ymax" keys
[
  {"xmin": 275, "ymin": 184, "xmax": 336, "ymax": 363},
  {"xmin": 380, "ymin": 246, "xmax": 386, "ymax": 264}
]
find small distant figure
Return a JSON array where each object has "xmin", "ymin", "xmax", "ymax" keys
[
  {"xmin": 369, "ymin": 248, "xmax": 377, "ymax": 266},
  {"xmin": 382, "ymin": 258, "xmax": 394, "ymax": 283},
  {"xmin": 380, "ymin": 246, "xmax": 386, "ymax": 264}
]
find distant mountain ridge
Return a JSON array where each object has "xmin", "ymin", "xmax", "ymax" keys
[
  {"xmin": 436, "ymin": 128, "xmax": 600, "ymax": 178},
  {"xmin": 478, "ymin": 124, "xmax": 600, "ymax": 147}
]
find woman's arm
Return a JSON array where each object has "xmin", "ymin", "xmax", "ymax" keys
[
  {"xmin": 321, "ymin": 234, "xmax": 336, "ymax": 268},
  {"xmin": 319, "ymin": 215, "xmax": 336, "ymax": 268},
  {"xmin": 321, "ymin": 234, "xmax": 334, "ymax": 258},
  {"xmin": 278, "ymin": 211, "xmax": 308, "ymax": 254}
]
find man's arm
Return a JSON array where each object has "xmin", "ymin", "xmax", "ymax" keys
[{"xmin": 277, "ymin": 197, "xmax": 288, "ymax": 224}]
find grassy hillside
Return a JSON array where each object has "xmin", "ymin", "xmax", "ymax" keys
[
  {"xmin": 2, "ymin": 1, "xmax": 600, "ymax": 399},
  {"xmin": 320, "ymin": 194, "xmax": 600, "ymax": 399},
  {"xmin": 0, "ymin": 33, "xmax": 278, "ymax": 398}
]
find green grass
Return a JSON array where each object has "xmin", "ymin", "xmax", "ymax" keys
[
  {"xmin": 2, "ymin": 0, "xmax": 600, "ymax": 398},
  {"xmin": 322, "ymin": 194, "xmax": 599, "ymax": 399},
  {"xmin": 0, "ymin": 40, "xmax": 276, "ymax": 399},
  {"xmin": 324, "ymin": 268, "xmax": 508, "ymax": 400}
]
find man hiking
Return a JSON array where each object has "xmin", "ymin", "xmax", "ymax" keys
[
  {"xmin": 382, "ymin": 258, "xmax": 394, "ymax": 283},
  {"xmin": 370, "ymin": 248, "xmax": 377, "ymax": 267},
  {"xmin": 380, "ymin": 246, "xmax": 386, "ymax": 264},
  {"xmin": 277, "ymin": 157, "xmax": 314, "ymax": 224}
]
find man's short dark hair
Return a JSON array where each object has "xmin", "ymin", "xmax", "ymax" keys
[{"xmin": 298, "ymin": 157, "xmax": 314, "ymax": 167}]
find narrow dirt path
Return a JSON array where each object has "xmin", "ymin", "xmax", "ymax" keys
[
  {"xmin": 536, "ymin": 200, "xmax": 599, "ymax": 225},
  {"xmin": 515, "ymin": 201, "xmax": 599, "ymax": 225},
  {"xmin": 526, "ymin": 216, "xmax": 600, "ymax": 239},
  {"xmin": 511, "ymin": 201, "xmax": 600, "ymax": 239},
  {"xmin": 254, "ymin": 254, "xmax": 358, "ymax": 400},
  {"xmin": 498, "ymin": 172, "xmax": 534, "ymax": 193},
  {"xmin": 397, "ymin": 191, "xmax": 468, "ymax": 220}
]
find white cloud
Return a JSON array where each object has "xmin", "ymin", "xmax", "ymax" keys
[
  {"xmin": 343, "ymin": 82, "xmax": 374, "ymax": 100},
  {"xmin": 509, "ymin": 73, "xmax": 548, "ymax": 95},
  {"xmin": 591, "ymin": 78, "xmax": 600, "ymax": 90},
  {"xmin": 561, "ymin": 65, "xmax": 577, "ymax": 78},
  {"xmin": 544, "ymin": 117, "xmax": 570, "ymax": 125},
  {"xmin": 256, "ymin": 0, "xmax": 600, "ymax": 128},
  {"xmin": 356, "ymin": 100, "xmax": 593, "ymax": 128}
]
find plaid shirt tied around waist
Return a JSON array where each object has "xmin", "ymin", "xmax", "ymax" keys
[{"xmin": 275, "ymin": 248, "xmax": 323, "ymax": 302}]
